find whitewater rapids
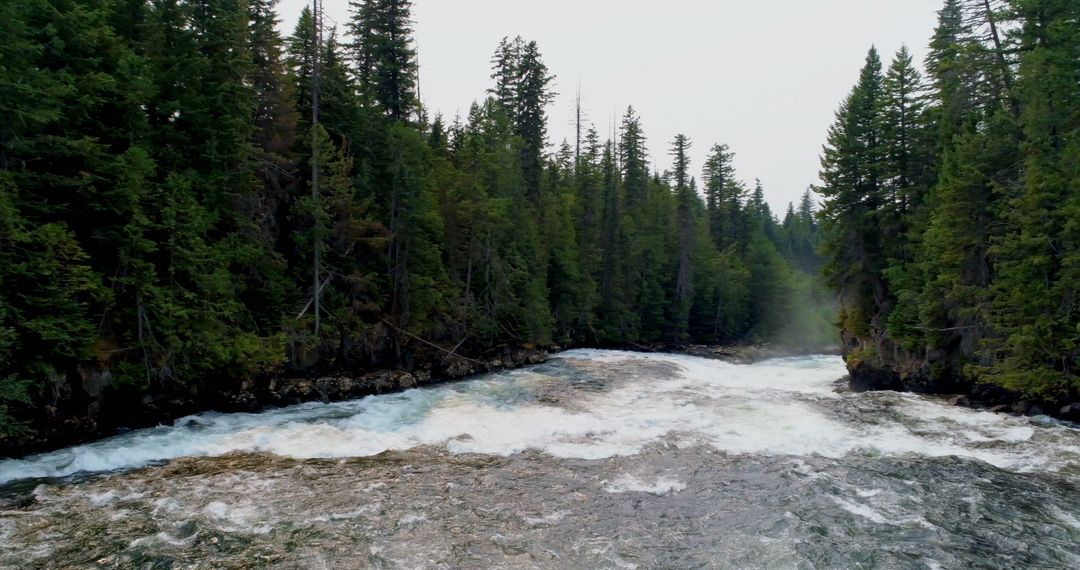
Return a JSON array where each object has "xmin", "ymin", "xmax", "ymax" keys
[{"xmin": 1, "ymin": 350, "xmax": 1078, "ymax": 568}]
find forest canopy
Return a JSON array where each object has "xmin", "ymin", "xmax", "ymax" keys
[{"xmin": 0, "ymin": 0, "xmax": 832, "ymax": 440}]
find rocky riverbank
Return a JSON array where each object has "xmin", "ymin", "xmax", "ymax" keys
[
  {"xmin": 843, "ymin": 344, "xmax": 1080, "ymax": 424},
  {"xmin": 0, "ymin": 346, "xmax": 550, "ymax": 460},
  {"xmin": 0, "ymin": 341, "xmax": 843, "ymax": 460}
]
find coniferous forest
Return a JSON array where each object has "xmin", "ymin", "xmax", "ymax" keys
[
  {"xmin": 0, "ymin": 0, "xmax": 832, "ymax": 449},
  {"xmin": 818, "ymin": 0, "xmax": 1079, "ymax": 413},
  {"xmin": 2, "ymin": 0, "xmax": 1078, "ymax": 454},
  {"xmin": 5, "ymin": 2, "xmax": 1080, "ymax": 565}
]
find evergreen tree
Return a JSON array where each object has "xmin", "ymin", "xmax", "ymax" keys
[
  {"xmin": 816, "ymin": 47, "xmax": 888, "ymax": 351},
  {"xmin": 620, "ymin": 107, "xmax": 650, "ymax": 209},
  {"xmin": 516, "ymin": 40, "xmax": 556, "ymax": 204},
  {"xmin": 489, "ymin": 36, "xmax": 523, "ymax": 119},
  {"xmin": 348, "ymin": 0, "xmax": 418, "ymax": 121},
  {"xmin": 670, "ymin": 135, "xmax": 694, "ymax": 337},
  {"xmin": 285, "ymin": 6, "xmax": 315, "ymax": 112},
  {"xmin": 877, "ymin": 46, "xmax": 934, "ymax": 350},
  {"xmin": 879, "ymin": 46, "xmax": 931, "ymax": 244},
  {"xmin": 926, "ymin": 0, "xmax": 976, "ymax": 146},
  {"xmin": 702, "ymin": 143, "xmax": 739, "ymax": 249},
  {"xmin": 485, "ymin": 37, "xmax": 555, "ymax": 204}
]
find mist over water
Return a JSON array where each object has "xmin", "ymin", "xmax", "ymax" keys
[{"xmin": 2, "ymin": 350, "xmax": 1080, "ymax": 568}]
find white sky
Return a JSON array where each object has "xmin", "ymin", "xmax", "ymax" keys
[{"xmin": 279, "ymin": 0, "xmax": 943, "ymax": 213}]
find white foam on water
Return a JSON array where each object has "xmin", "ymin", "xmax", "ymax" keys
[
  {"xmin": 830, "ymin": 496, "xmax": 890, "ymax": 524},
  {"xmin": 0, "ymin": 519, "xmax": 13, "ymax": 548},
  {"xmin": 87, "ymin": 490, "xmax": 119, "ymax": 507},
  {"xmin": 1, "ymin": 350, "xmax": 1079, "ymax": 484},
  {"xmin": 522, "ymin": 510, "xmax": 567, "ymax": 526},
  {"xmin": 203, "ymin": 500, "xmax": 272, "ymax": 534},
  {"xmin": 129, "ymin": 531, "xmax": 194, "ymax": 549},
  {"xmin": 602, "ymin": 474, "xmax": 686, "ymax": 495},
  {"xmin": 1050, "ymin": 505, "xmax": 1080, "ymax": 531},
  {"xmin": 397, "ymin": 513, "xmax": 426, "ymax": 528}
]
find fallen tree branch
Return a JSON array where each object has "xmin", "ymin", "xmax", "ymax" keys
[
  {"xmin": 379, "ymin": 317, "xmax": 485, "ymax": 366},
  {"xmin": 916, "ymin": 326, "xmax": 979, "ymax": 332},
  {"xmin": 442, "ymin": 330, "xmax": 472, "ymax": 364}
]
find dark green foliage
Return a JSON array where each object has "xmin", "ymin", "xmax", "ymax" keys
[
  {"xmin": 818, "ymin": 0, "xmax": 1079, "ymax": 400},
  {"xmin": 620, "ymin": 107, "xmax": 650, "ymax": 209},
  {"xmin": 976, "ymin": 0, "xmax": 1080, "ymax": 396},
  {"xmin": 487, "ymin": 37, "xmax": 556, "ymax": 204},
  {"xmin": 780, "ymin": 190, "xmax": 822, "ymax": 274},
  {"xmin": 703, "ymin": 144, "xmax": 744, "ymax": 251},
  {"xmin": 347, "ymin": 0, "xmax": 418, "ymax": 122},
  {"xmin": 671, "ymin": 136, "xmax": 695, "ymax": 338},
  {"xmin": 0, "ymin": 0, "xmax": 835, "ymax": 443}
]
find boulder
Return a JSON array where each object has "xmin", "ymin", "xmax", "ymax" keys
[
  {"xmin": 948, "ymin": 395, "xmax": 972, "ymax": 407},
  {"xmin": 847, "ymin": 363, "xmax": 904, "ymax": 392},
  {"xmin": 394, "ymin": 371, "xmax": 417, "ymax": 390},
  {"xmin": 1012, "ymin": 400, "xmax": 1044, "ymax": 415},
  {"xmin": 1058, "ymin": 403, "xmax": 1080, "ymax": 423},
  {"xmin": 443, "ymin": 358, "xmax": 474, "ymax": 378}
]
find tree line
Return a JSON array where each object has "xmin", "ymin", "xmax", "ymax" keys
[
  {"xmin": 817, "ymin": 0, "xmax": 1078, "ymax": 400},
  {"xmin": 0, "ymin": 0, "xmax": 831, "ymax": 440}
]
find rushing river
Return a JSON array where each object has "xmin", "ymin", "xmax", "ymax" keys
[{"xmin": 1, "ymin": 350, "xmax": 1079, "ymax": 569}]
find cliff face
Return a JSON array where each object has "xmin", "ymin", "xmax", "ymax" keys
[
  {"xmin": 841, "ymin": 326, "xmax": 963, "ymax": 394},
  {"xmin": 0, "ymin": 346, "xmax": 549, "ymax": 459},
  {"xmin": 840, "ymin": 317, "xmax": 1080, "ymax": 423}
]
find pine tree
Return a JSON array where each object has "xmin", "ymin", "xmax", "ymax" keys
[
  {"xmin": 879, "ymin": 46, "xmax": 931, "ymax": 242},
  {"xmin": 520, "ymin": 41, "xmax": 557, "ymax": 201},
  {"xmin": 620, "ymin": 107, "xmax": 649, "ymax": 209},
  {"xmin": 877, "ymin": 46, "xmax": 935, "ymax": 350},
  {"xmin": 814, "ymin": 0, "xmax": 1080, "ymax": 403},
  {"xmin": 286, "ymin": 6, "xmax": 316, "ymax": 113},
  {"xmin": 670, "ymin": 135, "xmax": 695, "ymax": 337},
  {"xmin": 483, "ymin": 37, "xmax": 555, "ymax": 204},
  {"xmin": 597, "ymin": 139, "xmax": 634, "ymax": 340},
  {"xmin": 544, "ymin": 143, "xmax": 591, "ymax": 342},
  {"xmin": 348, "ymin": 0, "xmax": 418, "ymax": 122},
  {"xmin": 918, "ymin": 102, "xmax": 1020, "ymax": 364},
  {"xmin": 575, "ymin": 126, "xmax": 604, "ymax": 290},
  {"xmin": 816, "ymin": 47, "xmax": 889, "ymax": 358},
  {"xmin": 926, "ymin": 0, "xmax": 976, "ymax": 147},
  {"xmin": 489, "ymin": 36, "xmax": 523, "ymax": 118},
  {"xmin": 702, "ymin": 144, "xmax": 739, "ymax": 248}
]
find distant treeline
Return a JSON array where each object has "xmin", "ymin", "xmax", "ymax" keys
[
  {"xmin": 816, "ymin": 0, "xmax": 1078, "ymax": 399},
  {"xmin": 0, "ymin": 0, "xmax": 832, "ymax": 440}
]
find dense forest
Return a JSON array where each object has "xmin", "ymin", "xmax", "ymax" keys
[
  {"xmin": 0, "ymin": 0, "xmax": 831, "ymax": 447},
  {"xmin": 818, "ymin": 0, "xmax": 1079, "ymax": 408}
]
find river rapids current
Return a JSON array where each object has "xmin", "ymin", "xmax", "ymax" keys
[{"xmin": 1, "ymin": 350, "xmax": 1079, "ymax": 568}]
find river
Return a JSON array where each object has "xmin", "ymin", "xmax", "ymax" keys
[{"xmin": 1, "ymin": 350, "xmax": 1079, "ymax": 568}]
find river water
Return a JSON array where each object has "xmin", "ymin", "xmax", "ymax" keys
[{"xmin": 1, "ymin": 350, "xmax": 1079, "ymax": 568}]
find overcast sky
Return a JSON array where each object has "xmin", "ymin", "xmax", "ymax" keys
[{"xmin": 278, "ymin": 0, "xmax": 942, "ymax": 213}]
